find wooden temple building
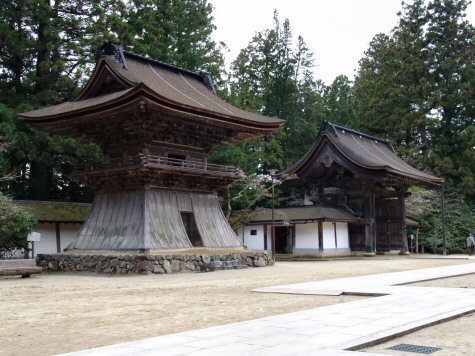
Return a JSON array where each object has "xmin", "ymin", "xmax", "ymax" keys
[
  {"xmin": 18, "ymin": 43, "xmax": 284, "ymax": 251},
  {"xmin": 239, "ymin": 122, "xmax": 443, "ymax": 255}
]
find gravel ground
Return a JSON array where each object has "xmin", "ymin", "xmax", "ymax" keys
[{"xmin": 0, "ymin": 256, "xmax": 472, "ymax": 356}]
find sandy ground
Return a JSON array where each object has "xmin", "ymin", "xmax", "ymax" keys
[{"xmin": 0, "ymin": 257, "xmax": 474, "ymax": 356}]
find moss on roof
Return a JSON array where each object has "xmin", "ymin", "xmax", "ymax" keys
[{"xmin": 14, "ymin": 200, "xmax": 91, "ymax": 222}]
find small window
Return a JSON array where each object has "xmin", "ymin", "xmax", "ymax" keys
[
  {"xmin": 250, "ymin": 229, "xmax": 257, "ymax": 236},
  {"xmin": 168, "ymin": 153, "xmax": 186, "ymax": 166}
]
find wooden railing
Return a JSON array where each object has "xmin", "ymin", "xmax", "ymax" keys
[
  {"xmin": 74, "ymin": 154, "xmax": 243, "ymax": 177},
  {"xmin": 140, "ymin": 154, "xmax": 243, "ymax": 176}
]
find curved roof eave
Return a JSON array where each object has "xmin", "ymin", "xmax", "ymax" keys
[
  {"xmin": 280, "ymin": 129, "xmax": 443, "ymax": 186},
  {"xmin": 18, "ymin": 83, "xmax": 283, "ymax": 131}
]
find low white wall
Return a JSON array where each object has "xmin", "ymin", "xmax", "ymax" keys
[
  {"xmin": 241, "ymin": 225, "xmax": 265, "ymax": 250},
  {"xmin": 323, "ymin": 222, "xmax": 336, "ymax": 249},
  {"xmin": 240, "ymin": 221, "xmax": 350, "ymax": 254},
  {"xmin": 336, "ymin": 222, "xmax": 349, "ymax": 248},
  {"xmin": 33, "ymin": 223, "xmax": 81, "ymax": 256},
  {"xmin": 295, "ymin": 223, "xmax": 319, "ymax": 249}
]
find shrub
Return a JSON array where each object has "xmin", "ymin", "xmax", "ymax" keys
[{"xmin": 0, "ymin": 193, "xmax": 37, "ymax": 250}]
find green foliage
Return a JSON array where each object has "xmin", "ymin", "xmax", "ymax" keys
[
  {"xmin": 323, "ymin": 75, "xmax": 357, "ymax": 128},
  {"xmin": 0, "ymin": 192, "xmax": 36, "ymax": 250},
  {"xmin": 406, "ymin": 187, "xmax": 475, "ymax": 251},
  {"xmin": 0, "ymin": 105, "xmax": 105, "ymax": 201},
  {"xmin": 353, "ymin": 0, "xmax": 475, "ymax": 200},
  {"xmin": 209, "ymin": 11, "xmax": 329, "ymax": 214},
  {"xmin": 225, "ymin": 11, "xmax": 325, "ymax": 169},
  {"xmin": 126, "ymin": 0, "xmax": 226, "ymax": 89},
  {"xmin": 0, "ymin": 0, "xmax": 226, "ymax": 202}
]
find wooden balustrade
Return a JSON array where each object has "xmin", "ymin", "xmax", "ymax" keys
[{"xmin": 75, "ymin": 154, "xmax": 243, "ymax": 177}]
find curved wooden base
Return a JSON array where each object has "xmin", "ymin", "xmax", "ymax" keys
[{"xmin": 67, "ymin": 188, "xmax": 242, "ymax": 250}]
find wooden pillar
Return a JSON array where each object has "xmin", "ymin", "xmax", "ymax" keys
[
  {"xmin": 365, "ymin": 192, "xmax": 376, "ymax": 253},
  {"xmin": 55, "ymin": 222, "xmax": 61, "ymax": 253},
  {"xmin": 415, "ymin": 227, "xmax": 419, "ymax": 254},
  {"xmin": 333, "ymin": 222, "xmax": 338, "ymax": 249},
  {"xmin": 440, "ymin": 185, "xmax": 447, "ymax": 255},
  {"xmin": 400, "ymin": 194, "xmax": 408, "ymax": 253},
  {"xmin": 292, "ymin": 224, "xmax": 296, "ymax": 250},
  {"xmin": 263, "ymin": 224, "xmax": 268, "ymax": 250},
  {"xmin": 318, "ymin": 220, "xmax": 324, "ymax": 255}
]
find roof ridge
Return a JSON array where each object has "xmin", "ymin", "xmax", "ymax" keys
[
  {"xmin": 122, "ymin": 51, "xmax": 217, "ymax": 94},
  {"xmin": 324, "ymin": 121, "xmax": 394, "ymax": 150},
  {"xmin": 99, "ymin": 42, "xmax": 217, "ymax": 93},
  {"xmin": 14, "ymin": 200, "xmax": 92, "ymax": 206}
]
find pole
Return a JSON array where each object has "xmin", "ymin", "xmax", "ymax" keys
[
  {"xmin": 271, "ymin": 178, "xmax": 275, "ymax": 264},
  {"xmin": 416, "ymin": 228, "xmax": 419, "ymax": 254},
  {"xmin": 269, "ymin": 169, "xmax": 277, "ymax": 265},
  {"xmin": 441, "ymin": 185, "xmax": 447, "ymax": 256}
]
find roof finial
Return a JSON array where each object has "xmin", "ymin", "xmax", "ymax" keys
[
  {"xmin": 198, "ymin": 70, "xmax": 216, "ymax": 94},
  {"xmin": 100, "ymin": 41, "xmax": 128, "ymax": 69}
]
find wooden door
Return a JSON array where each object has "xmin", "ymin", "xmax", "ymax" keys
[{"xmin": 376, "ymin": 198, "xmax": 402, "ymax": 251}]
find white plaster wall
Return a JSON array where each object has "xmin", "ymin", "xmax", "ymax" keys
[
  {"xmin": 33, "ymin": 223, "xmax": 81, "ymax": 256},
  {"xmin": 61, "ymin": 224, "xmax": 81, "ymax": 250},
  {"xmin": 295, "ymin": 223, "xmax": 319, "ymax": 249},
  {"xmin": 33, "ymin": 223, "xmax": 56, "ymax": 256},
  {"xmin": 242, "ymin": 225, "xmax": 265, "ymax": 250},
  {"xmin": 336, "ymin": 222, "xmax": 349, "ymax": 248},
  {"xmin": 303, "ymin": 192, "xmax": 313, "ymax": 206},
  {"xmin": 237, "ymin": 227, "xmax": 244, "ymax": 244},
  {"xmin": 323, "ymin": 222, "xmax": 336, "ymax": 249}
]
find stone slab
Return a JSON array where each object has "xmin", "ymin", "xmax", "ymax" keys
[{"xmin": 59, "ymin": 263, "xmax": 475, "ymax": 356}]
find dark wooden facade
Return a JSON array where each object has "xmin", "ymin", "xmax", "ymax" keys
[
  {"xmin": 281, "ymin": 122, "xmax": 443, "ymax": 253},
  {"xmin": 19, "ymin": 43, "xmax": 284, "ymax": 251}
]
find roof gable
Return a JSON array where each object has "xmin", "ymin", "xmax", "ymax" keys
[
  {"xmin": 282, "ymin": 122, "xmax": 443, "ymax": 187},
  {"xmin": 75, "ymin": 58, "xmax": 136, "ymax": 100},
  {"xmin": 18, "ymin": 43, "xmax": 284, "ymax": 131}
]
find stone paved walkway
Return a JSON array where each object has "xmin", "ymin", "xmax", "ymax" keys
[{"xmin": 62, "ymin": 263, "xmax": 475, "ymax": 356}]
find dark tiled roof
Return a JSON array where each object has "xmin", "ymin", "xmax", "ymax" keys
[
  {"xmin": 14, "ymin": 200, "xmax": 91, "ymax": 223},
  {"xmin": 18, "ymin": 89, "xmax": 133, "ymax": 118},
  {"xmin": 249, "ymin": 205, "xmax": 359, "ymax": 223},
  {"xmin": 18, "ymin": 46, "xmax": 283, "ymax": 128},
  {"xmin": 283, "ymin": 122, "xmax": 443, "ymax": 186}
]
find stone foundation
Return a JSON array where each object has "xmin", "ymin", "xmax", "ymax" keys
[{"xmin": 36, "ymin": 251, "xmax": 271, "ymax": 274}]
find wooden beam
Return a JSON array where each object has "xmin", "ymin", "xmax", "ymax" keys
[
  {"xmin": 0, "ymin": 267, "xmax": 42, "ymax": 277},
  {"xmin": 400, "ymin": 195, "xmax": 408, "ymax": 252},
  {"xmin": 55, "ymin": 222, "xmax": 61, "ymax": 253},
  {"xmin": 263, "ymin": 224, "xmax": 268, "ymax": 250},
  {"xmin": 318, "ymin": 220, "xmax": 324, "ymax": 254}
]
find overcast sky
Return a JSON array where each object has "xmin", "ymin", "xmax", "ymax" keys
[{"xmin": 209, "ymin": 0, "xmax": 475, "ymax": 85}]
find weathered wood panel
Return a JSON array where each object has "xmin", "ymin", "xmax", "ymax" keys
[
  {"xmin": 376, "ymin": 198, "xmax": 403, "ymax": 251},
  {"xmin": 68, "ymin": 190, "xmax": 146, "ymax": 250},
  {"xmin": 0, "ymin": 267, "xmax": 42, "ymax": 277},
  {"xmin": 66, "ymin": 189, "xmax": 241, "ymax": 250},
  {"xmin": 192, "ymin": 193, "xmax": 242, "ymax": 248},
  {"xmin": 145, "ymin": 190, "xmax": 192, "ymax": 249}
]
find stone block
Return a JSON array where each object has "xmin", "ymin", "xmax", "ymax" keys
[
  {"xmin": 254, "ymin": 257, "xmax": 266, "ymax": 267},
  {"xmin": 162, "ymin": 260, "xmax": 172, "ymax": 274},
  {"xmin": 137, "ymin": 260, "xmax": 153, "ymax": 272},
  {"xmin": 153, "ymin": 265, "xmax": 165, "ymax": 274},
  {"xmin": 171, "ymin": 259, "xmax": 180, "ymax": 272},
  {"xmin": 109, "ymin": 259, "xmax": 119, "ymax": 267}
]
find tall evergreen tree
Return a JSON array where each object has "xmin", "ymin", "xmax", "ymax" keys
[
  {"xmin": 353, "ymin": 0, "xmax": 475, "ymax": 199},
  {"xmin": 126, "ymin": 0, "xmax": 226, "ymax": 88},
  {"xmin": 224, "ymin": 11, "xmax": 324, "ymax": 171},
  {"xmin": 0, "ymin": 0, "xmax": 227, "ymax": 201},
  {"xmin": 425, "ymin": 0, "xmax": 475, "ymax": 195},
  {"xmin": 324, "ymin": 75, "xmax": 357, "ymax": 127}
]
